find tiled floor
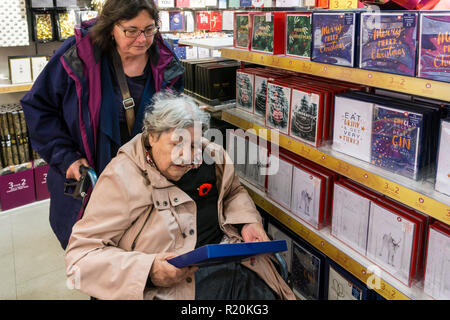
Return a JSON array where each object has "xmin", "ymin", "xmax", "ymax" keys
[{"xmin": 0, "ymin": 200, "xmax": 89, "ymax": 300}]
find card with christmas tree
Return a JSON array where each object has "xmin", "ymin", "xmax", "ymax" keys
[
  {"xmin": 234, "ymin": 12, "xmax": 251, "ymax": 50},
  {"xmin": 265, "ymin": 81, "xmax": 292, "ymax": 135},
  {"xmin": 289, "ymin": 88, "xmax": 323, "ymax": 147},
  {"xmin": 286, "ymin": 12, "xmax": 312, "ymax": 60},
  {"xmin": 236, "ymin": 70, "xmax": 254, "ymax": 113},
  {"xmin": 360, "ymin": 12, "xmax": 418, "ymax": 77}
]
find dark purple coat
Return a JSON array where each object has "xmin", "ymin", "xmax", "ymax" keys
[{"xmin": 21, "ymin": 20, "xmax": 184, "ymax": 249}]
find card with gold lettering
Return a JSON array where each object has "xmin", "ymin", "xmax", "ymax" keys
[
  {"xmin": 234, "ymin": 12, "xmax": 250, "ymax": 50},
  {"xmin": 285, "ymin": 12, "xmax": 312, "ymax": 60},
  {"xmin": 311, "ymin": 12, "xmax": 358, "ymax": 67},
  {"xmin": 418, "ymin": 12, "xmax": 450, "ymax": 83},
  {"xmin": 371, "ymin": 104, "xmax": 423, "ymax": 180},
  {"xmin": 359, "ymin": 12, "xmax": 418, "ymax": 77}
]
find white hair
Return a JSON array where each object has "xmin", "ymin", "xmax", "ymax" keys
[{"xmin": 142, "ymin": 91, "xmax": 210, "ymax": 139}]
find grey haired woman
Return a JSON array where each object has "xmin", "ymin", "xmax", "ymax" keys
[{"xmin": 65, "ymin": 93, "xmax": 295, "ymax": 300}]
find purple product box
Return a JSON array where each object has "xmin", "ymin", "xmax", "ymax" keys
[
  {"xmin": 418, "ymin": 13, "xmax": 450, "ymax": 83},
  {"xmin": 0, "ymin": 169, "xmax": 36, "ymax": 211},
  {"xmin": 360, "ymin": 12, "xmax": 418, "ymax": 77},
  {"xmin": 311, "ymin": 12, "xmax": 358, "ymax": 67},
  {"xmin": 34, "ymin": 165, "xmax": 50, "ymax": 201}
]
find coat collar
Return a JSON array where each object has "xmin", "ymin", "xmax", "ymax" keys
[{"xmin": 117, "ymin": 133, "xmax": 234, "ymax": 193}]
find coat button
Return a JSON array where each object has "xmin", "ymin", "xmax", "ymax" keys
[
  {"xmin": 163, "ymin": 201, "xmax": 168, "ymax": 206},
  {"xmin": 156, "ymin": 201, "xmax": 160, "ymax": 206},
  {"xmin": 189, "ymin": 229, "xmax": 195, "ymax": 235},
  {"xmin": 186, "ymin": 277, "xmax": 192, "ymax": 283},
  {"xmin": 174, "ymin": 197, "xmax": 178, "ymax": 202}
]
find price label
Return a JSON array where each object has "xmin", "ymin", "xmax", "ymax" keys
[{"xmin": 329, "ymin": 0, "xmax": 358, "ymax": 9}]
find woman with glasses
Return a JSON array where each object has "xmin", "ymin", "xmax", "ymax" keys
[{"xmin": 20, "ymin": 0, "xmax": 184, "ymax": 250}]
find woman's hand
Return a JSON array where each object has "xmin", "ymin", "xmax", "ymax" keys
[
  {"xmin": 66, "ymin": 158, "xmax": 89, "ymax": 180},
  {"xmin": 241, "ymin": 223, "xmax": 270, "ymax": 243},
  {"xmin": 149, "ymin": 252, "xmax": 198, "ymax": 287}
]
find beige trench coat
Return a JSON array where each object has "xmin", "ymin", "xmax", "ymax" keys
[{"xmin": 65, "ymin": 133, "xmax": 295, "ymax": 300}]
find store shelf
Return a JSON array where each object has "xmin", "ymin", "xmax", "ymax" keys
[
  {"xmin": 240, "ymin": 177, "xmax": 429, "ymax": 300},
  {"xmin": 0, "ymin": 83, "xmax": 33, "ymax": 94},
  {"xmin": 220, "ymin": 48, "xmax": 450, "ymax": 102},
  {"xmin": 178, "ymin": 37, "xmax": 233, "ymax": 49},
  {"xmin": 222, "ymin": 107, "xmax": 450, "ymax": 224}
]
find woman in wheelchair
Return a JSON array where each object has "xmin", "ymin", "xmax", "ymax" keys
[{"xmin": 65, "ymin": 92, "xmax": 295, "ymax": 300}]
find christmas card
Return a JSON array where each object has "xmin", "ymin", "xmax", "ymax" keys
[
  {"xmin": 418, "ymin": 13, "xmax": 450, "ymax": 83},
  {"xmin": 366, "ymin": 202, "xmax": 416, "ymax": 286},
  {"xmin": 332, "ymin": 94, "xmax": 373, "ymax": 163},
  {"xmin": 311, "ymin": 12, "xmax": 357, "ymax": 67},
  {"xmin": 371, "ymin": 104, "xmax": 423, "ymax": 180},
  {"xmin": 331, "ymin": 182, "xmax": 371, "ymax": 257},
  {"xmin": 169, "ymin": 11, "xmax": 184, "ymax": 31},
  {"xmin": 424, "ymin": 223, "xmax": 450, "ymax": 300},
  {"xmin": 326, "ymin": 261, "xmax": 370, "ymax": 300},
  {"xmin": 236, "ymin": 70, "xmax": 254, "ymax": 113},
  {"xmin": 234, "ymin": 13, "xmax": 250, "ymax": 50},
  {"xmin": 245, "ymin": 138, "xmax": 268, "ymax": 190},
  {"xmin": 291, "ymin": 165, "xmax": 324, "ymax": 229},
  {"xmin": 197, "ymin": 11, "xmax": 210, "ymax": 30},
  {"xmin": 222, "ymin": 11, "xmax": 234, "ymax": 30},
  {"xmin": 267, "ymin": 154, "xmax": 293, "ymax": 210},
  {"xmin": 254, "ymin": 75, "xmax": 268, "ymax": 118},
  {"xmin": 266, "ymin": 81, "xmax": 291, "ymax": 135},
  {"xmin": 286, "ymin": 13, "xmax": 312, "ymax": 59},
  {"xmin": 289, "ymin": 88, "xmax": 322, "ymax": 147},
  {"xmin": 209, "ymin": 11, "xmax": 222, "ymax": 31},
  {"xmin": 435, "ymin": 119, "xmax": 450, "ymax": 196},
  {"xmin": 268, "ymin": 222, "xmax": 293, "ymax": 273},
  {"xmin": 251, "ymin": 12, "xmax": 286, "ymax": 55},
  {"xmin": 360, "ymin": 12, "xmax": 418, "ymax": 77},
  {"xmin": 291, "ymin": 240, "xmax": 324, "ymax": 300}
]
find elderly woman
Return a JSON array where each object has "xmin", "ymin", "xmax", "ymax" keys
[
  {"xmin": 20, "ymin": 0, "xmax": 184, "ymax": 249},
  {"xmin": 65, "ymin": 93, "xmax": 295, "ymax": 300}
]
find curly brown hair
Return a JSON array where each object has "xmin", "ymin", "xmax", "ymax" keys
[{"xmin": 90, "ymin": 0, "xmax": 160, "ymax": 53}]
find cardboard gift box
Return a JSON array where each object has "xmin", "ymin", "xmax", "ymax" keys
[
  {"xmin": 34, "ymin": 164, "xmax": 50, "ymax": 201},
  {"xmin": 0, "ymin": 168, "xmax": 35, "ymax": 211}
]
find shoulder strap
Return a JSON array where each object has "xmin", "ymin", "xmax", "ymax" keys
[{"xmin": 112, "ymin": 49, "xmax": 135, "ymax": 136}]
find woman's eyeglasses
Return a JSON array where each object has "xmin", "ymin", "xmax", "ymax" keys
[{"xmin": 117, "ymin": 24, "xmax": 159, "ymax": 38}]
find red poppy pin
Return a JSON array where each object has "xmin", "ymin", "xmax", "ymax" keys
[{"xmin": 198, "ymin": 183, "xmax": 212, "ymax": 196}]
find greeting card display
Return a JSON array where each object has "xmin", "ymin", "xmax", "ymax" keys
[
  {"xmin": 331, "ymin": 181, "xmax": 371, "ymax": 257},
  {"xmin": 371, "ymin": 104, "xmax": 423, "ymax": 180},
  {"xmin": 291, "ymin": 239, "xmax": 325, "ymax": 300},
  {"xmin": 291, "ymin": 165, "xmax": 325, "ymax": 230},
  {"xmin": 332, "ymin": 94, "xmax": 373, "ymax": 163},
  {"xmin": 423, "ymin": 222, "xmax": 450, "ymax": 300},
  {"xmin": 359, "ymin": 12, "xmax": 418, "ymax": 77},
  {"xmin": 169, "ymin": 11, "xmax": 184, "ymax": 31},
  {"xmin": 236, "ymin": 70, "xmax": 254, "ymax": 113},
  {"xmin": 226, "ymin": 130, "xmax": 247, "ymax": 176},
  {"xmin": 286, "ymin": 12, "xmax": 312, "ymax": 59},
  {"xmin": 312, "ymin": 12, "xmax": 358, "ymax": 67},
  {"xmin": 418, "ymin": 13, "xmax": 450, "ymax": 83},
  {"xmin": 234, "ymin": 12, "xmax": 251, "ymax": 50},
  {"xmin": 289, "ymin": 88, "xmax": 323, "ymax": 147},
  {"xmin": 250, "ymin": 12, "xmax": 286, "ymax": 55},
  {"xmin": 267, "ymin": 154, "xmax": 293, "ymax": 210},
  {"xmin": 366, "ymin": 202, "xmax": 417, "ymax": 286},
  {"xmin": 435, "ymin": 119, "xmax": 450, "ymax": 196},
  {"xmin": 265, "ymin": 81, "xmax": 291, "ymax": 135}
]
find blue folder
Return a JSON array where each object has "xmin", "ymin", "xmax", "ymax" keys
[{"xmin": 168, "ymin": 240, "xmax": 287, "ymax": 268}]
